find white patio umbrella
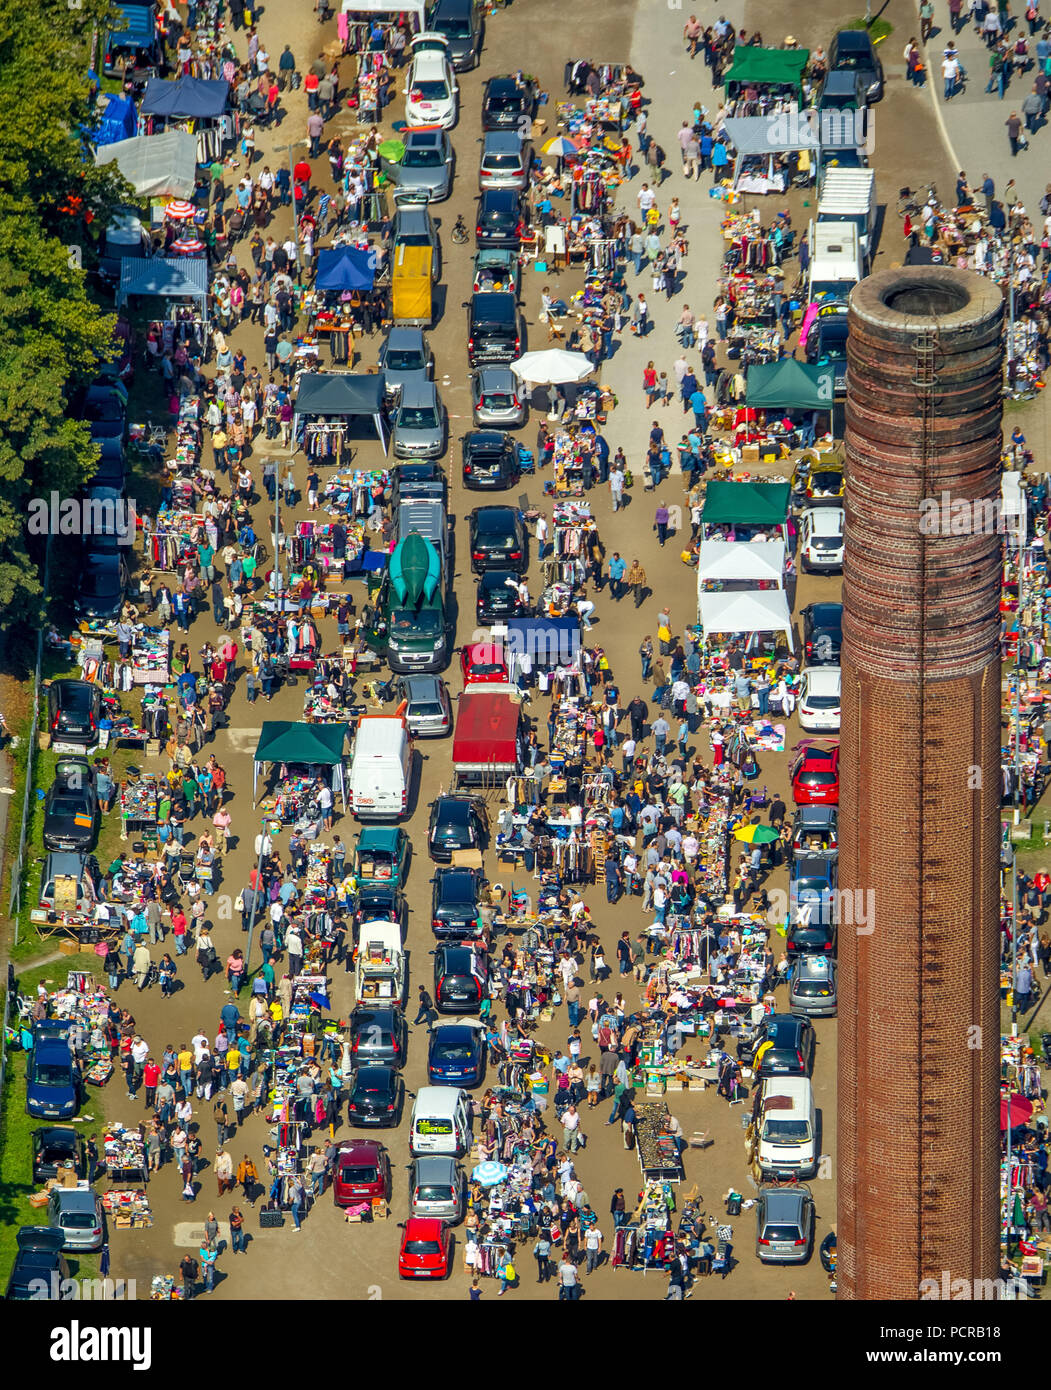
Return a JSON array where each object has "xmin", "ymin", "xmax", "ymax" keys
[{"xmin": 510, "ymin": 349, "xmax": 595, "ymax": 419}]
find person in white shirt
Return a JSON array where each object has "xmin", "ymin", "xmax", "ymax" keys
[
  {"xmin": 191, "ymin": 1030, "xmax": 210, "ymax": 1063},
  {"xmin": 636, "ymin": 182, "xmax": 656, "ymax": 215},
  {"xmin": 254, "ymin": 830, "xmax": 272, "ymax": 858}
]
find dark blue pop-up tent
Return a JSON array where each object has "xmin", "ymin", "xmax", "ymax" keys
[
  {"xmin": 94, "ymin": 94, "xmax": 138, "ymax": 148},
  {"xmin": 140, "ymin": 77, "xmax": 230, "ymax": 119},
  {"xmin": 315, "ymin": 246, "xmax": 375, "ymax": 293}
]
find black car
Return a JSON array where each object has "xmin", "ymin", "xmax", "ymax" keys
[
  {"xmin": 433, "ymin": 944, "xmax": 488, "ymax": 1014},
  {"xmin": 462, "ymin": 430, "xmax": 519, "ymax": 491},
  {"xmin": 749, "ymin": 1014, "xmax": 816, "ymax": 1078},
  {"xmin": 5, "ymin": 1227, "xmax": 71, "ymax": 1301},
  {"xmin": 428, "ymin": 795, "xmax": 488, "ymax": 863},
  {"xmin": 346, "ymin": 1064, "xmax": 405, "ymax": 1128},
  {"xmin": 466, "ymin": 291, "xmax": 523, "ymax": 366},
  {"xmin": 481, "ymin": 74, "xmax": 536, "ymax": 131},
  {"xmin": 427, "ymin": 1018, "xmax": 487, "ymax": 1083},
  {"xmin": 805, "ymin": 305, "xmax": 849, "ymax": 395},
  {"xmin": 430, "ymin": 0, "xmax": 484, "ymax": 70},
  {"xmin": 476, "ymin": 567, "xmax": 528, "ymax": 623},
  {"xmin": 75, "ymin": 551, "xmax": 129, "ymax": 622},
  {"xmin": 348, "ymin": 1006, "xmax": 408, "ymax": 1068},
  {"xmin": 390, "ymin": 460, "xmax": 447, "ymax": 509},
  {"xmin": 431, "ymin": 866, "xmax": 486, "ymax": 937},
  {"xmin": 42, "ymin": 758, "xmax": 99, "ymax": 852},
  {"xmin": 801, "ymin": 602, "xmax": 843, "ymax": 666},
  {"xmin": 352, "ymin": 883, "xmax": 406, "ymax": 939},
  {"xmin": 828, "ymin": 28, "xmax": 884, "ymax": 103},
  {"xmin": 785, "ymin": 921, "xmax": 837, "ymax": 958},
  {"xmin": 47, "ymin": 680, "xmax": 101, "ymax": 748},
  {"xmin": 475, "ymin": 188, "xmax": 525, "ymax": 248},
  {"xmin": 31, "ymin": 1127, "xmax": 86, "ymax": 1184},
  {"xmin": 469, "ymin": 505, "xmax": 526, "ymax": 574},
  {"xmin": 85, "ymin": 438, "xmax": 127, "ymax": 492}
]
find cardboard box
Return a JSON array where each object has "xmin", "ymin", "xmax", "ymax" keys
[
  {"xmin": 741, "ymin": 444, "xmax": 760, "ymax": 463},
  {"xmin": 450, "ymin": 848, "xmax": 484, "ymax": 869},
  {"xmin": 371, "ymin": 1199, "xmax": 389, "ymax": 1220}
]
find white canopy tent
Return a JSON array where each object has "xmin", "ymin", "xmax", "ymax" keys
[
  {"xmin": 698, "ymin": 589, "xmax": 795, "ymax": 651},
  {"xmin": 696, "ymin": 539, "xmax": 786, "ymax": 587},
  {"xmin": 95, "ymin": 131, "xmax": 198, "ymax": 198},
  {"xmin": 343, "ymin": 0, "xmax": 425, "ymax": 21}
]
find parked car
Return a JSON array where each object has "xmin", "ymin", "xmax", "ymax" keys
[
  {"xmin": 801, "ymin": 602, "xmax": 843, "ymax": 666},
  {"xmin": 428, "ymin": 795, "xmax": 488, "ymax": 863},
  {"xmin": 392, "ymin": 380, "xmax": 445, "ymax": 460},
  {"xmin": 476, "ymin": 567, "xmax": 528, "ymax": 623},
  {"xmin": 470, "ymin": 369, "xmax": 526, "ymax": 428},
  {"xmin": 85, "ymin": 438, "xmax": 127, "ymax": 493},
  {"xmin": 468, "ymin": 505, "xmax": 526, "ymax": 573},
  {"xmin": 398, "ymin": 674, "xmax": 452, "ymax": 737},
  {"xmin": 803, "ymin": 463, "xmax": 845, "ymax": 505},
  {"xmin": 433, "ymin": 944, "xmax": 489, "ymax": 1013},
  {"xmin": 427, "ymin": 1019, "xmax": 487, "ymax": 1085},
  {"xmin": 353, "ymin": 825, "xmax": 411, "ymax": 891},
  {"xmin": 429, "ymin": 0, "xmax": 484, "ymax": 70},
  {"xmin": 390, "ymin": 200, "xmax": 441, "ymax": 281},
  {"xmin": 346, "ymin": 1065, "xmax": 405, "ymax": 1128},
  {"xmin": 42, "ymin": 758, "xmax": 99, "ymax": 852},
  {"xmin": 797, "ymin": 666, "xmax": 842, "ymax": 733},
  {"xmin": 478, "ymin": 130, "xmax": 531, "ymax": 191},
  {"xmin": 381, "ymin": 125, "xmax": 453, "ymax": 202},
  {"xmin": 409, "ymin": 1155, "xmax": 467, "ymax": 1222},
  {"xmin": 466, "ymin": 291, "xmax": 523, "ymax": 366},
  {"xmin": 481, "ymin": 73, "xmax": 536, "ymax": 131},
  {"xmin": 460, "ymin": 640, "xmax": 509, "ymax": 686},
  {"xmin": 790, "ymin": 855, "xmax": 838, "ymax": 927},
  {"xmin": 829, "ymin": 27, "xmax": 884, "ymax": 102},
  {"xmin": 37, "ymin": 851, "xmax": 99, "ymax": 918},
  {"xmin": 788, "ymin": 954, "xmax": 838, "ymax": 1016},
  {"xmin": 431, "ymin": 866, "xmax": 486, "ymax": 936},
  {"xmin": 32, "ymin": 1127, "xmax": 86, "ymax": 1184},
  {"xmin": 756, "ymin": 1185, "xmax": 815, "ymax": 1264},
  {"xmin": 790, "ymin": 744, "xmax": 840, "ymax": 805},
  {"xmin": 390, "ymin": 459, "xmax": 447, "ymax": 509},
  {"xmin": 790, "ymin": 805, "xmax": 838, "ymax": 860},
  {"xmin": 5, "ymin": 1227, "xmax": 71, "ymax": 1301},
  {"xmin": 818, "ymin": 68, "xmax": 866, "ymax": 111},
  {"xmin": 26, "ymin": 1031, "xmax": 80, "ymax": 1120},
  {"xmin": 74, "ymin": 552, "xmax": 129, "ymax": 622},
  {"xmin": 347, "ymin": 1007, "xmax": 408, "ymax": 1068},
  {"xmin": 472, "ymin": 245, "xmax": 521, "ymax": 296},
  {"xmin": 785, "ymin": 919, "xmax": 837, "ymax": 959},
  {"xmin": 475, "ymin": 188, "xmax": 526, "ymax": 248},
  {"xmin": 47, "ymin": 1185, "xmax": 104, "ymax": 1252},
  {"xmin": 799, "ymin": 506, "xmax": 845, "ymax": 573},
  {"xmin": 398, "ymin": 1216, "xmax": 453, "ymax": 1278},
  {"xmin": 351, "ymin": 883, "xmax": 405, "ymax": 939},
  {"xmin": 403, "ymin": 34, "xmax": 459, "ymax": 129},
  {"xmin": 805, "ymin": 303, "xmax": 850, "ymax": 396},
  {"xmin": 462, "ymin": 430, "xmax": 520, "ymax": 490},
  {"xmin": 379, "ymin": 326, "xmax": 434, "ymax": 402},
  {"xmin": 749, "ymin": 1014, "xmax": 816, "ymax": 1079},
  {"xmin": 332, "ymin": 1139, "xmax": 392, "ymax": 1204},
  {"xmin": 46, "ymin": 680, "xmax": 101, "ymax": 749}
]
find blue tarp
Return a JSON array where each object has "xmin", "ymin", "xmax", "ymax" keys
[
  {"xmin": 504, "ymin": 617, "xmax": 581, "ymax": 668},
  {"xmin": 94, "ymin": 95, "xmax": 138, "ymax": 149},
  {"xmin": 140, "ymin": 76, "xmax": 230, "ymax": 119},
  {"xmin": 315, "ymin": 246, "xmax": 376, "ymax": 293}
]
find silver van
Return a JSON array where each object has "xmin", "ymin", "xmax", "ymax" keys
[{"xmin": 409, "ymin": 1155, "xmax": 466, "ymax": 1222}]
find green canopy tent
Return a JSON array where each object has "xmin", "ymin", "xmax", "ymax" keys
[
  {"xmin": 253, "ymin": 721, "xmax": 350, "ymax": 808},
  {"xmin": 745, "ymin": 358, "xmax": 835, "ymax": 411},
  {"xmin": 701, "ymin": 480, "xmax": 791, "ymax": 527},
  {"xmin": 723, "ymin": 47, "xmax": 810, "ymax": 97}
]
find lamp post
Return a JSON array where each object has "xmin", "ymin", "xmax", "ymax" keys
[
  {"xmin": 275, "ymin": 138, "xmax": 309, "ymax": 287},
  {"xmin": 243, "ymin": 812, "xmax": 270, "ymax": 978}
]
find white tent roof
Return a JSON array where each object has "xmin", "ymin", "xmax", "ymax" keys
[
  {"xmin": 698, "ymin": 589, "xmax": 795, "ymax": 650},
  {"xmin": 95, "ymin": 131, "xmax": 198, "ymax": 198},
  {"xmin": 697, "ymin": 539, "xmax": 786, "ymax": 585},
  {"xmin": 343, "ymin": 0, "xmax": 424, "ymax": 18}
]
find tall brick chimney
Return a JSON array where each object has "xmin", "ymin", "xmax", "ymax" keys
[{"xmin": 837, "ymin": 268, "xmax": 1003, "ymax": 1300}]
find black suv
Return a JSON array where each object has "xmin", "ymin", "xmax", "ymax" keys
[
  {"xmin": 431, "ymin": 866, "xmax": 486, "ymax": 936},
  {"xmin": 42, "ymin": 758, "xmax": 99, "ymax": 852},
  {"xmin": 469, "ymin": 505, "xmax": 527, "ymax": 573},
  {"xmin": 475, "ymin": 188, "xmax": 525, "ymax": 248},
  {"xmin": 47, "ymin": 680, "xmax": 101, "ymax": 747},
  {"xmin": 347, "ymin": 1006, "xmax": 408, "ymax": 1068},
  {"xmin": 801, "ymin": 602, "xmax": 843, "ymax": 666},
  {"xmin": 481, "ymin": 74, "xmax": 536, "ymax": 131},
  {"xmin": 433, "ymin": 944, "xmax": 488, "ymax": 1013},
  {"xmin": 477, "ymin": 567, "xmax": 528, "ymax": 623},
  {"xmin": 466, "ymin": 291, "xmax": 522, "ymax": 366},
  {"xmin": 391, "ymin": 460, "xmax": 448, "ymax": 509},
  {"xmin": 428, "ymin": 795, "xmax": 488, "ymax": 862},
  {"xmin": 748, "ymin": 1014, "xmax": 816, "ymax": 1078},
  {"xmin": 462, "ymin": 430, "xmax": 519, "ymax": 491}
]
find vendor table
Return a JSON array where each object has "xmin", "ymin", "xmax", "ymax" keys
[{"xmin": 635, "ymin": 1102, "xmax": 685, "ymax": 1182}]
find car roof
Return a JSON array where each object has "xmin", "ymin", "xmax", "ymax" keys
[
  {"xmin": 806, "ymin": 602, "xmax": 843, "ymax": 622},
  {"xmin": 404, "ymin": 128, "xmax": 444, "ymax": 148},
  {"xmin": 50, "ymin": 1186, "xmax": 97, "ymax": 1213},
  {"xmin": 804, "ymin": 507, "xmax": 845, "ymax": 532},
  {"xmin": 399, "ymin": 380, "xmax": 439, "ymax": 408},
  {"xmin": 357, "ymin": 825, "xmax": 402, "ymax": 850},
  {"xmin": 473, "ymin": 504, "xmax": 516, "ymax": 521},
  {"xmin": 404, "ymin": 1216, "xmax": 445, "ymax": 1235},
  {"xmin": 476, "ymin": 367, "xmax": 516, "ymax": 387},
  {"xmin": 434, "ymin": 797, "xmax": 472, "ymax": 820},
  {"xmin": 414, "ymin": 1154, "xmax": 458, "ymax": 1178},
  {"xmin": 482, "ymin": 130, "xmax": 525, "ymax": 155},
  {"xmin": 385, "ymin": 326, "xmax": 426, "ymax": 350},
  {"xmin": 833, "ymin": 29, "xmax": 873, "ymax": 52},
  {"xmin": 437, "ymin": 865, "xmax": 480, "ymax": 884},
  {"xmin": 480, "ymin": 186, "xmax": 519, "ymax": 206},
  {"xmin": 823, "ymin": 70, "xmax": 862, "ymax": 91},
  {"xmin": 487, "ymin": 75, "xmax": 521, "ymax": 94},
  {"xmin": 799, "ymin": 746, "xmax": 837, "ymax": 767},
  {"xmin": 802, "ymin": 666, "xmax": 841, "ymax": 693},
  {"xmin": 34, "ymin": 1126, "xmax": 79, "ymax": 1145},
  {"xmin": 43, "ymin": 850, "xmax": 90, "ymax": 876},
  {"xmin": 404, "ymin": 675, "xmax": 442, "ymax": 699},
  {"xmin": 796, "ymin": 855, "xmax": 834, "ymax": 875},
  {"xmin": 470, "ymin": 290, "xmax": 517, "ymax": 315},
  {"xmin": 431, "ymin": 1021, "xmax": 479, "ymax": 1041},
  {"xmin": 760, "ymin": 1186, "xmax": 812, "ymax": 1218},
  {"xmin": 796, "ymin": 955, "xmax": 834, "ymax": 977},
  {"xmin": 411, "ymin": 50, "xmax": 450, "ymax": 76},
  {"xmin": 354, "ymin": 1063, "xmax": 397, "ymax": 1081},
  {"xmin": 336, "ymin": 1138, "xmax": 384, "ymax": 1159},
  {"xmin": 439, "ymin": 944, "xmax": 478, "ymax": 968},
  {"xmin": 353, "ymin": 1005, "xmax": 401, "ymax": 1024},
  {"xmin": 466, "ymin": 428, "xmax": 511, "ymax": 449}
]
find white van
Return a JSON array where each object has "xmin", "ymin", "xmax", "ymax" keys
[
  {"xmin": 807, "ymin": 220, "xmax": 864, "ymax": 304},
  {"xmin": 757, "ymin": 1077, "xmax": 818, "ymax": 1180},
  {"xmin": 409, "ymin": 1086, "xmax": 472, "ymax": 1157},
  {"xmin": 818, "ymin": 167, "xmax": 876, "ymax": 265},
  {"xmin": 347, "ymin": 715, "xmax": 411, "ymax": 820}
]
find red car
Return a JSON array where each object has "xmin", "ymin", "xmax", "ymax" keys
[
  {"xmin": 459, "ymin": 641, "xmax": 509, "ymax": 685},
  {"xmin": 398, "ymin": 1217, "xmax": 453, "ymax": 1279},
  {"xmin": 790, "ymin": 744, "xmax": 840, "ymax": 805},
  {"xmin": 331, "ymin": 1139, "xmax": 392, "ymax": 1207}
]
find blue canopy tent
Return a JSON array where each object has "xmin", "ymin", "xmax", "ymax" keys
[
  {"xmin": 315, "ymin": 246, "xmax": 376, "ymax": 293},
  {"xmin": 94, "ymin": 95, "xmax": 138, "ymax": 149},
  {"xmin": 117, "ymin": 257, "xmax": 210, "ymax": 337},
  {"xmin": 140, "ymin": 77, "xmax": 230, "ymax": 119}
]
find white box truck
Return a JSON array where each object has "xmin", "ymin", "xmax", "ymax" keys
[
  {"xmin": 807, "ymin": 219, "xmax": 864, "ymax": 306},
  {"xmin": 817, "ymin": 166, "xmax": 876, "ymax": 267}
]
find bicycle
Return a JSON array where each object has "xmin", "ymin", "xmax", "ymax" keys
[
  {"xmin": 450, "ymin": 213, "xmax": 469, "ymax": 245},
  {"xmin": 896, "ymin": 182, "xmax": 937, "ymax": 218}
]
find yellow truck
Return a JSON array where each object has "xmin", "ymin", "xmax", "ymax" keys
[{"xmin": 391, "ymin": 244, "xmax": 433, "ymax": 327}]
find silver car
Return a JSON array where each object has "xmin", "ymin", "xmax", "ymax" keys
[
  {"xmin": 379, "ymin": 326, "xmax": 433, "ymax": 402},
  {"xmin": 392, "ymin": 380, "xmax": 446, "ymax": 460},
  {"xmin": 471, "ymin": 367, "xmax": 526, "ymax": 428},
  {"xmin": 478, "ymin": 131, "xmax": 530, "ymax": 191},
  {"xmin": 409, "ymin": 1155, "xmax": 466, "ymax": 1222},
  {"xmin": 756, "ymin": 1185, "xmax": 814, "ymax": 1264},
  {"xmin": 47, "ymin": 1184, "xmax": 104, "ymax": 1252},
  {"xmin": 381, "ymin": 127, "xmax": 453, "ymax": 203},
  {"xmin": 399, "ymin": 674, "xmax": 452, "ymax": 737},
  {"xmin": 788, "ymin": 954, "xmax": 838, "ymax": 1017}
]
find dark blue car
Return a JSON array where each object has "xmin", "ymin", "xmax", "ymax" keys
[
  {"xmin": 427, "ymin": 1021, "xmax": 487, "ymax": 1087},
  {"xmin": 26, "ymin": 1031, "xmax": 80, "ymax": 1121}
]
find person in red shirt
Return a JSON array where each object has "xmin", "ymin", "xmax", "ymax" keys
[
  {"xmin": 303, "ymin": 70, "xmax": 320, "ymax": 109},
  {"xmin": 143, "ymin": 1058, "xmax": 161, "ymax": 1109},
  {"xmin": 171, "ymin": 906, "xmax": 188, "ymax": 956}
]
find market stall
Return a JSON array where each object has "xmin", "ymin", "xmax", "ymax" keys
[
  {"xmin": 138, "ymin": 76, "xmax": 234, "ymax": 163},
  {"xmin": 102, "ymin": 1124, "xmax": 149, "ymax": 1185},
  {"xmin": 696, "ymin": 540, "xmax": 786, "ymax": 594},
  {"xmin": 253, "ymin": 720, "xmax": 349, "ymax": 811},
  {"xmin": 700, "ymin": 480, "xmax": 792, "ymax": 543},
  {"xmin": 697, "ymin": 589, "xmax": 795, "ymax": 652},
  {"xmin": 293, "ymin": 373, "xmax": 388, "ymax": 459},
  {"xmin": 117, "ymin": 256, "xmax": 210, "ymax": 352},
  {"xmin": 95, "ymin": 130, "xmax": 198, "ymax": 200}
]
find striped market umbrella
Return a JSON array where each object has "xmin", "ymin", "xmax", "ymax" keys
[
  {"xmin": 471, "ymin": 1161, "xmax": 508, "ymax": 1188},
  {"xmin": 164, "ymin": 199, "xmax": 196, "ymax": 221},
  {"xmin": 542, "ymin": 134, "xmax": 580, "ymax": 157},
  {"xmin": 170, "ymin": 237, "xmax": 204, "ymax": 254}
]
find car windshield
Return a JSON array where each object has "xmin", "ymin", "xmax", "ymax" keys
[
  {"xmin": 834, "ymin": 51, "xmax": 869, "ymax": 69},
  {"xmin": 483, "ymin": 207, "xmax": 516, "ymax": 224},
  {"xmin": 468, "ymin": 659, "xmax": 504, "ymax": 675},
  {"xmin": 392, "ymin": 608, "xmax": 442, "ymax": 635},
  {"xmin": 386, "ymin": 349, "xmax": 426, "ymax": 370},
  {"xmin": 399, "ymin": 406, "xmax": 439, "ymax": 429},
  {"xmin": 405, "ymin": 1239, "xmax": 441, "ymax": 1254},
  {"xmin": 340, "ymin": 1165, "xmax": 379, "ymax": 1183},
  {"xmin": 440, "ymin": 17, "xmax": 471, "ymax": 34},
  {"xmin": 33, "ymin": 1062, "xmax": 71, "ymax": 1086},
  {"xmin": 49, "ymin": 799, "xmax": 87, "ymax": 817},
  {"xmin": 414, "ymin": 79, "xmax": 449, "ymax": 100},
  {"xmin": 763, "ymin": 1119, "xmax": 811, "ymax": 1142},
  {"xmin": 403, "ymin": 148, "xmax": 443, "ymax": 167}
]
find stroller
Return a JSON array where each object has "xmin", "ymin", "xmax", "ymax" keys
[{"xmin": 177, "ymin": 852, "xmax": 198, "ymax": 890}]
